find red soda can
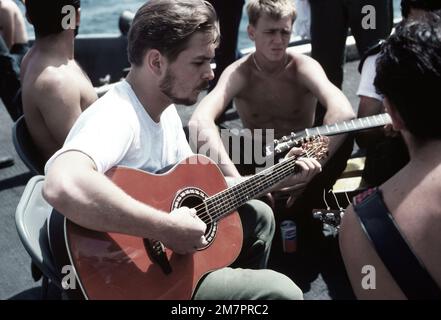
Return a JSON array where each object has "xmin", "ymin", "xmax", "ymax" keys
[{"xmin": 280, "ymin": 220, "xmax": 297, "ymax": 253}]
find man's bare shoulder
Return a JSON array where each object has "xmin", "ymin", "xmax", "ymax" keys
[
  {"xmin": 0, "ymin": 0, "xmax": 12, "ymax": 18},
  {"xmin": 215, "ymin": 54, "xmax": 253, "ymax": 95},
  {"xmin": 224, "ymin": 54, "xmax": 254, "ymax": 79},
  {"xmin": 37, "ymin": 64, "xmax": 77, "ymax": 91},
  {"xmin": 23, "ymin": 61, "xmax": 80, "ymax": 110},
  {"xmin": 0, "ymin": 0, "xmax": 19, "ymax": 14},
  {"xmin": 286, "ymin": 49, "xmax": 322, "ymax": 69}
]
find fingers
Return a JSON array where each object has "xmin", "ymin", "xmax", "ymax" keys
[
  {"xmin": 185, "ymin": 235, "xmax": 208, "ymax": 255},
  {"xmin": 297, "ymin": 157, "xmax": 322, "ymax": 173},
  {"xmin": 285, "ymin": 147, "xmax": 304, "ymax": 159},
  {"xmin": 197, "ymin": 235, "xmax": 208, "ymax": 247},
  {"xmin": 168, "ymin": 207, "xmax": 209, "ymax": 254},
  {"xmin": 174, "ymin": 234, "xmax": 208, "ymax": 255}
]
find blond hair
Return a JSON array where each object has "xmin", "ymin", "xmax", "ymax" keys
[{"xmin": 247, "ymin": 0, "xmax": 296, "ymax": 26}]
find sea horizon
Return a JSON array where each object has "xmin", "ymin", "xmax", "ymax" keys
[{"xmin": 18, "ymin": 0, "xmax": 401, "ymax": 51}]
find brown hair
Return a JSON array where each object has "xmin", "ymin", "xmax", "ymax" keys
[
  {"xmin": 25, "ymin": 0, "xmax": 81, "ymax": 38},
  {"xmin": 247, "ymin": 0, "xmax": 296, "ymax": 26},
  {"xmin": 128, "ymin": 0, "xmax": 219, "ymax": 66}
]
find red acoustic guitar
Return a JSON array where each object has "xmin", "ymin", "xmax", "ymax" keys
[{"xmin": 64, "ymin": 137, "xmax": 327, "ymax": 300}]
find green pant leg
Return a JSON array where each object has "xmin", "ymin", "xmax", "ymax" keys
[
  {"xmin": 231, "ymin": 199, "xmax": 275, "ymax": 270},
  {"xmin": 193, "ymin": 199, "xmax": 303, "ymax": 300},
  {"xmin": 193, "ymin": 267, "xmax": 303, "ymax": 300}
]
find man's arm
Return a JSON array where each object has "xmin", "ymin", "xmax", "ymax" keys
[
  {"xmin": 43, "ymin": 151, "xmax": 207, "ymax": 254},
  {"xmin": 0, "ymin": 4, "xmax": 14, "ymax": 48},
  {"xmin": 355, "ymin": 54, "xmax": 389, "ymax": 149},
  {"xmin": 189, "ymin": 62, "xmax": 247, "ymax": 178},
  {"xmin": 356, "ymin": 96, "xmax": 386, "ymax": 149},
  {"xmin": 295, "ymin": 54, "xmax": 355, "ymax": 160}
]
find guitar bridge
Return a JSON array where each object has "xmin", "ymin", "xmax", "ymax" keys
[{"xmin": 144, "ymin": 239, "xmax": 172, "ymax": 275}]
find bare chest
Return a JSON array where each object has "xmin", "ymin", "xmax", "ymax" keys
[{"xmin": 236, "ymin": 75, "xmax": 316, "ymax": 136}]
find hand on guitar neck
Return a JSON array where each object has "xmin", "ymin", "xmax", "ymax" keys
[{"xmin": 271, "ymin": 136, "xmax": 329, "ymax": 207}]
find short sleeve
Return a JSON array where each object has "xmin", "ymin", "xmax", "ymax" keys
[
  {"xmin": 45, "ymin": 106, "xmax": 135, "ymax": 174},
  {"xmin": 357, "ymin": 54, "xmax": 383, "ymax": 101}
]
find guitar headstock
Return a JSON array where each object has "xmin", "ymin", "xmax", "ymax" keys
[
  {"xmin": 300, "ymin": 135, "xmax": 329, "ymax": 161},
  {"xmin": 270, "ymin": 132, "xmax": 302, "ymax": 155}
]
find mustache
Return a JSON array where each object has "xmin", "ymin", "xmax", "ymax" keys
[{"xmin": 196, "ymin": 81, "xmax": 210, "ymax": 91}]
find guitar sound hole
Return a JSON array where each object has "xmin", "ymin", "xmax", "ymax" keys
[{"xmin": 179, "ymin": 195, "xmax": 217, "ymax": 247}]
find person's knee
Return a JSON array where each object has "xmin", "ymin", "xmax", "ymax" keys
[
  {"xmin": 249, "ymin": 199, "xmax": 275, "ymax": 241},
  {"xmin": 260, "ymin": 270, "xmax": 303, "ymax": 300},
  {"xmin": 195, "ymin": 268, "xmax": 303, "ymax": 300}
]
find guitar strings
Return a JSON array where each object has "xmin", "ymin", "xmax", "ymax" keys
[
  {"xmin": 199, "ymin": 144, "xmax": 323, "ymax": 224},
  {"xmin": 195, "ymin": 143, "xmax": 322, "ymax": 222},
  {"xmin": 193, "ymin": 151, "xmax": 302, "ymax": 221},
  {"xmin": 201, "ymin": 144, "xmax": 323, "ymax": 223},
  {"xmin": 191, "ymin": 143, "xmax": 324, "ymax": 224}
]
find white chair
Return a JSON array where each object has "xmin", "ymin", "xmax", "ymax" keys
[{"xmin": 15, "ymin": 175, "xmax": 61, "ymax": 298}]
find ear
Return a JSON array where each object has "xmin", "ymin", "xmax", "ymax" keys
[
  {"xmin": 384, "ymin": 98, "xmax": 406, "ymax": 131},
  {"xmin": 143, "ymin": 49, "xmax": 164, "ymax": 76},
  {"xmin": 247, "ymin": 24, "xmax": 256, "ymax": 41}
]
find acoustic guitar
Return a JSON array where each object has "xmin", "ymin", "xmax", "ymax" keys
[{"xmin": 64, "ymin": 137, "xmax": 327, "ymax": 300}]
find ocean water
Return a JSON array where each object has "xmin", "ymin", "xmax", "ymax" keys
[{"xmin": 20, "ymin": 0, "xmax": 401, "ymax": 50}]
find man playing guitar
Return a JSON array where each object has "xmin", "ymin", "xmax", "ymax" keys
[{"xmin": 43, "ymin": 0, "xmax": 322, "ymax": 300}]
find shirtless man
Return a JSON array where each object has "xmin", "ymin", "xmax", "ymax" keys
[
  {"xmin": 190, "ymin": 0, "xmax": 354, "ymax": 213},
  {"xmin": 0, "ymin": 1, "xmax": 28, "ymax": 168},
  {"xmin": 0, "ymin": 0, "xmax": 28, "ymax": 52},
  {"xmin": 21, "ymin": 0, "xmax": 97, "ymax": 161},
  {"xmin": 340, "ymin": 14, "xmax": 441, "ymax": 299}
]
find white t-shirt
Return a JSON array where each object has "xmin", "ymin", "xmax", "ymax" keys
[
  {"xmin": 45, "ymin": 80, "xmax": 193, "ymax": 174},
  {"xmin": 357, "ymin": 53, "xmax": 383, "ymax": 101}
]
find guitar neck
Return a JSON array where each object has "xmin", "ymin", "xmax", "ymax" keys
[
  {"xmin": 205, "ymin": 156, "xmax": 298, "ymax": 221},
  {"xmin": 205, "ymin": 140, "xmax": 325, "ymax": 221},
  {"xmin": 305, "ymin": 113, "xmax": 391, "ymax": 137}
]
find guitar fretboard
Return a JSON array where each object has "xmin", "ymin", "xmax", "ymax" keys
[
  {"xmin": 201, "ymin": 141, "xmax": 325, "ymax": 223},
  {"xmin": 307, "ymin": 113, "xmax": 391, "ymax": 137},
  {"xmin": 269, "ymin": 113, "xmax": 392, "ymax": 156}
]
